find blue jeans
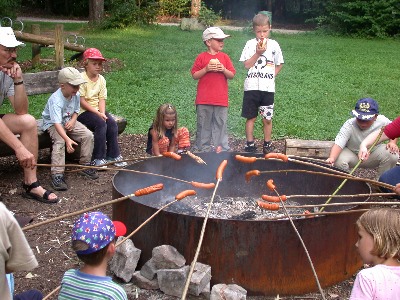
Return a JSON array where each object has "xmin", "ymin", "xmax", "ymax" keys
[
  {"xmin": 14, "ymin": 290, "xmax": 43, "ymax": 300},
  {"xmin": 77, "ymin": 111, "xmax": 120, "ymax": 160},
  {"xmin": 379, "ymin": 166, "xmax": 400, "ymax": 199}
]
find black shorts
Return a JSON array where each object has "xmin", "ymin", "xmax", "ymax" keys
[{"xmin": 241, "ymin": 90, "xmax": 274, "ymax": 119}]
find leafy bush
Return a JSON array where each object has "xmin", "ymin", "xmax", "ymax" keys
[
  {"xmin": 0, "ymin": 0, "xmax": 21, "ymax": 19},
  {"xmin": 310, "ymin": 0, "xmax": 400, "ymax": 37},
  {"xmin": 101, "ymin": 0, "xmax": 159, "ymax": 28},
  {"xmin": 158, "ymin": 0, "xmax": 190, "ymax": 18},
  {"xmin": 198, "ymin": 3, "xmax": 221, "ymax": 27}
]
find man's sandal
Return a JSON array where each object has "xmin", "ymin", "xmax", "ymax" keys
[{"xmin": 22, "ymin": 181, "xmax": 59, "ymax": 204}]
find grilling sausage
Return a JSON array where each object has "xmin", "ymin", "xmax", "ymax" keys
[
  {"xmin": 245, "ymin": 170, "xmax": 261, "ymax": 183},
  {"xmin": 257, "ymin": 200, "xmax": 279, "ymax": 211},
  {"xmin": 134, "ymin": 183, "xmax": 164, "ymax": 196},
  {"xmin": 235, "ymin": 155, "xmax": 257, "ymax": 163},
  {"xmin": 261, "ymin": 195, "xmax": 287, "ymax": 202},
  {"xmin": 216, "ymin": 159, "xmax": 228, "ymax": 180},
  {"xmin": 266, "ymin": 179, "xmax": 276, "ymax": 191},
  {"xmin": 175, "ymin": 189, "xmax": 197, "ymax": 200},
  {"xmin": 162, "ymin": 152, "xmax": 182, "ymax": 160},
  {"xmin": 190, "ymin": 181, "xmax": 216, "ymax": 189},
  {"xmin": 264, "ymin": 153, "xmax": 288, "ymax": 162}
]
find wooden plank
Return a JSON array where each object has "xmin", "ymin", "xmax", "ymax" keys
[
  {"xmin": 23, "ymin": 71, "xmax": 59, "ymax": 95},
  {"xmin": 285, "ymin": 139, "xmax": 334, "ymax": 158}
]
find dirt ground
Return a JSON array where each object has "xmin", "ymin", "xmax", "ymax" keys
[{"xmin": 1, "ymin": 134, "xmax": 380, "ymax": 299}]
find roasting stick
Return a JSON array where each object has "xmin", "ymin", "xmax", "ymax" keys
[
  {"xmin": 284, "ymin": 193, "xmax": 397, "ymax": 200},
  {"xmin": 319, "ymin": 127, "xmax": 385, "ymax": 212},
  {"xmin": 279, "ymin": 201, "xmax": 400, "ymax": 209},
  {"xmin": 22, "ymin": 184, "xmax": 164, "ymax": 232},
  {"xmin": 246, "ymin": 168, "xmax": 395, "ymax": 191},
  {"xmin": 267, "ymin": 208, "xmax": 372, "ymax": 221},
  {"xmin": 116, "ymin": 189, "xmax": 197, "ymax": 247},
  {"xmin": 181, "ymin": 159, "xmax": 228, "ymax": 300},
  {"xmin": 259, "ymin": 179, "xmax": 326, "ymax": 300}
]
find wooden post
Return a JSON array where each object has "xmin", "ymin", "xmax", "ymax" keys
[
  {"xmin": 31, "ymin": 24, "xmax": 41, "ymax": 67},
  {"xmin": 54, "ymin": 24, "xmax": 64, "ymax": 69}
]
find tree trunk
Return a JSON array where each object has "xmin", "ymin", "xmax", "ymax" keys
[
  {"xmin": 191, "ymin": 0, "xmax": 201, "ymax": 18},
  {"xmin": 89, "ymin": 0, "xmax": 104, "ymax": 24}
]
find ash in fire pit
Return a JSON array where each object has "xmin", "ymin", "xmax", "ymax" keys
[{"xmin": 163, "ymin": 195, "xmax": 304, "ymax": 220}]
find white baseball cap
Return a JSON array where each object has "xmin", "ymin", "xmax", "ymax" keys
[
  {"xmin": 0, "ymin": 27, "xmax": 25, "ymax": 48},
  {"xmin": 202, "ymin": 27, "xmax": 230, "ymax": 42},
  {"xmin": 58, "ymin": 67, "xmax": 86, "ymax": 85}
]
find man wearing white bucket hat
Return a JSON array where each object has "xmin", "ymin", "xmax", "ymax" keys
[{"xmin": 0, "ymin": 27, "xmax": 58, "ymax": 204}]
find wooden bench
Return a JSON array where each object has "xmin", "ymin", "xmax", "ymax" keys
[
  {"xmin": 285, "ymin": 138, "xmax": 334, "ymax": 159},
  {"xmin": 0, "ymin": 70, "xmax": 127, "ymax": 157}
]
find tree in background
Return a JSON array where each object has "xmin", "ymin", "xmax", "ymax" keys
[
  {"xmin": 89, "ymin": 0, "xmax": 104, "ymax": 24},
  {"xmin": 191, "ymin": 0, "xmax": 201, "ymax": 17}
]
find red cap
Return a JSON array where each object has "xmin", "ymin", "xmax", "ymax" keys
[{"xmin": 83, "ymin": 48, "xmax": 106, "ymax": 61}]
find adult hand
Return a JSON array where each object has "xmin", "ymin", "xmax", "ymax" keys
[
  {"xmin": 0, "ymin": 61, "xmax": 23, "ymax": 81},
  {"xmin": 15, "ymin": 145, "xmax": 36, "ymax": 169}
]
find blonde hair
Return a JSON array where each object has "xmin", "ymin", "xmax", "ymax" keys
[
  {"xmin": 357, "ymin": 208, "xmax": 400, "ymax": 260},
  {"xmin": 253, "ymin": 13, "xmax": 271, "ymax": 28},
  {"xmin": 153, "ymin": 103, "xmax": 178, "ymax": 140}
]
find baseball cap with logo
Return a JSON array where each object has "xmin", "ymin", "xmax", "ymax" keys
[
  {"xmin": 71, "ymin": 211, "xmax": 127, "ymax": 255},
  {"xmin": 58, "ymin": 67, "xmax": 86, "ymax": 85},
  {"xmin": 83, "ymin": 48, "xmax": 106, "ymax": 61},
  {"xmin": 351, "ymin": 98, "xmax": 379, "ymax": 120},
  {"xmin": 0, "ymin": 27, "xmax": 25, "ymax": 48},
  {"xmin": 202, "ymin": 27, "xmax": 230, "ymax": 42}
]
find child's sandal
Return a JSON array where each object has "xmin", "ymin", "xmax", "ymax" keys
[{"xmin": 22, "ymin": 181, "xmax": 59, "ymax": 204}]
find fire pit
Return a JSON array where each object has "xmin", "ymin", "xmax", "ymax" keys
[{"xmin": 112, "ymin": 152, "xmax": 370, "ymax": 296}]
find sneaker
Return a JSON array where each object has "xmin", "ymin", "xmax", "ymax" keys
[
  {"xmin": 244, "ymin": 142, "xmax": 257, "ymax": 153},
  {"xmin": 92, "ymin": 158, "xmax": 108, "ymax": 170},
  {"xmin": 79, "ymin": 163, "xmax": 99, "ymax": 180},
  {"xmin": 263, "ymin": 142, "xmax": 274, "ymax": 154},
  {"xmin": 51, "ymin": 173, "xmax": 68, "ymax": 191},
  {"xmin": 106, "ymin": 155, "xmax": 128, "ymax": 167}
]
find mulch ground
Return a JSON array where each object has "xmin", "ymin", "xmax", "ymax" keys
[{"xmin": 1, "ymin": 134, "xmax": 388, "ymax": 300}]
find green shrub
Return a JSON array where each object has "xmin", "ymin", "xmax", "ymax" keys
[
  {"xmin": 0, "ymin": 0, "xmax": 21, "ymax": 20},
  {"xmin": 101, "ymin": 0, "xmax": 159, "ymax": 29},
  {"xmin": 311, "ymin": 0, "xmax": 400, "ymax": 37},
  {"xmin": 198, "ymin": 3, "xmax": 221, "ymax": 27},
  {"xmin": 158, "ymin": 0, "xmax": 190, "ymax": 18}
]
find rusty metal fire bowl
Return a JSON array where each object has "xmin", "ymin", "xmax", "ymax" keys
[{"xmin": 112, "ymin": 152, "xmax": 369, "ymax": 296}]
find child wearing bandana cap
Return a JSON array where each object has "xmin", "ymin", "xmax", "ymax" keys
[
  {"xmin": 58, "ymin": 211, "xmax": 127, "ymax": 300},
  {"xmin": 326, "ymin": 98, "xmax": 398, "ymax": 179}
]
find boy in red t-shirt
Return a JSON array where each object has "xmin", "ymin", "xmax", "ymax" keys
[{"xmin": 191, "ymin": 27, "xmax": 236, "ymax": 152}]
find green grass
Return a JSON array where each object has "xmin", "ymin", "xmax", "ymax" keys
[{"xmin": 4, "ymin": 23, "xmax": 400, "ymax": 141}]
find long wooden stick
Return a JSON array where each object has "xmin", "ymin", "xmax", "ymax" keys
[
  {"xmin": 281, "ymin": 201, "xmax": 400, "ymax": 209},
  {"xmin": 23, "ymin": 193, "xmax": 135, "ymax": 231},
  {"xmin": 319, "ymin": 127, "xmax": 385, "ymax": 212}
]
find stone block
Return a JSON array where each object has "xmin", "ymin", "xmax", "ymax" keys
[
  {"xmin": 210, "ymin": 284, "xmax": 247, "ymax": 300},
  {"xmin": 157, "ymin": 266, "xmax": 189, "ymax": 297},
  {"xmin": 131, "ymin": 271, "xmax": 159, "ymax": 290},
  {"xmin": 109, "ymin": 237, "xmax": 141, "ymax": 282},
  {"xmin": 188, "ymin": 262, "xmax": 212, "ymax": 296},
  {"xmin": 140, "ymin": 257, "xmax": 157, "ymax": 280},
  {"xmin": 152, "ymin": 245, "xmax": 186, "ymax": 269}
]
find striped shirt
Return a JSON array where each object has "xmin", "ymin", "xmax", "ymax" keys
[{"xmin": 59, "ymin": 269, "xmax": 127, "ymax": 300}]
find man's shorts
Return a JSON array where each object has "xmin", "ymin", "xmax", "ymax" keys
[{"xmin": 241, "ymin": 90, "xmax": 275, "ymax": 120}]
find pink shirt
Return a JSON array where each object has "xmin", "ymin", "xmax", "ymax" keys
[{"xmin": 350, "ymin": 264, "xmax": 400, "ymax": 300}]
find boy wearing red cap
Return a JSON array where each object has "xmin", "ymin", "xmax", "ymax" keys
[
  {"xmin": 59, "ymin": 211, "xmax": 127, "ymax": 299},
  {"xmin": 78, "ymin": 48, "xmax": 127, "ymax": 169}
]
